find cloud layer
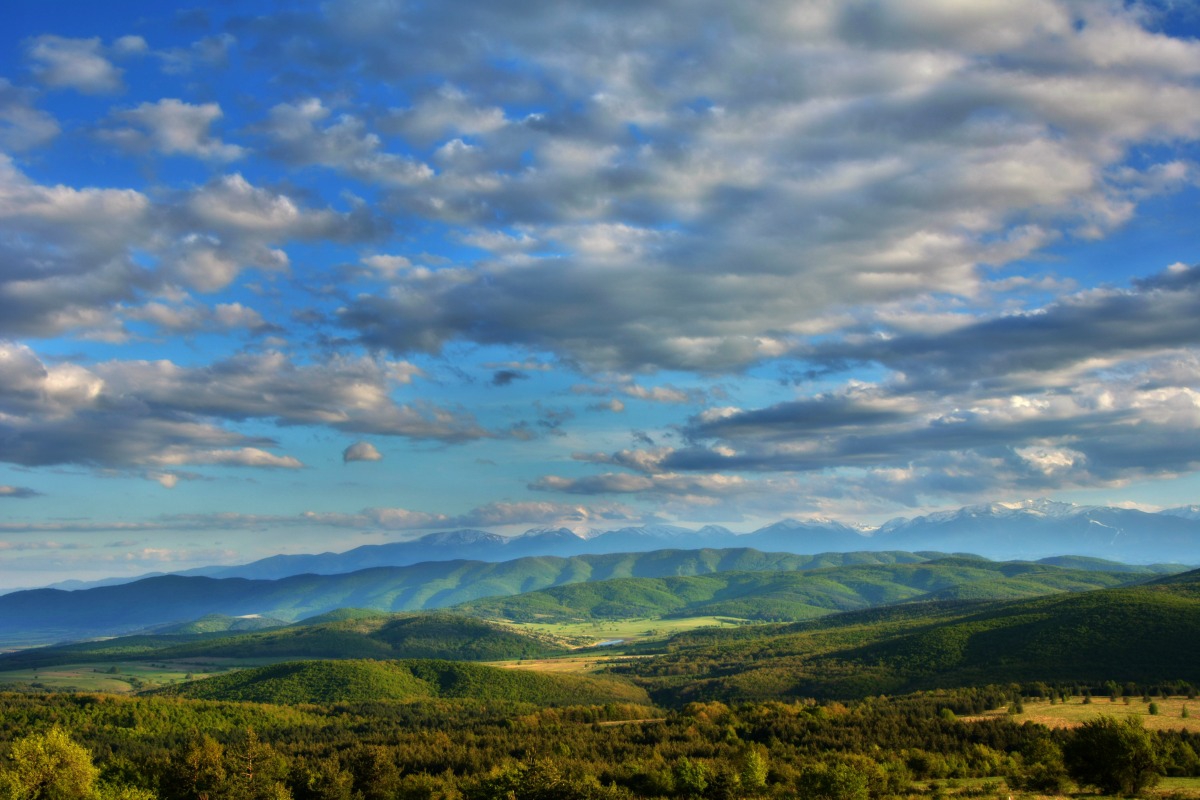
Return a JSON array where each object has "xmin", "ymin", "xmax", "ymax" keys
[{"xmin": 1, "ymin": 0, "xmax": 1199, "ymax": 582}]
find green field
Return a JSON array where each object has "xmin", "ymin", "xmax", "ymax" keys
[
  {"xmin": 0, "ymin": 615, "xmax": 749, "ymax": 690},
  {"xmin": 498, "ymin": 614, "xmax": 753, "ymax": 646},
  {"xmin": 0, "ymin": 658, "xmax": 280, "ymax": 693},
  {"xmin": 998, "ymin": 695, "xmax": 1200, "ymax": 732}
]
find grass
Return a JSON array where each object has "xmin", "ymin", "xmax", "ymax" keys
[
  {"xmin": 482, "ymin": 617, "xmax": 751, "ymax": 675},
  {"xmin": 498, "ymin": 615, "xmax": 752, "ymax": 646},
  {"xmin": 0, "ymin": 657, "xmax": 285, "ymax": 694},
  {"xmin": 973, "ymin": 696, "xmax": 1200, "ymax": 732},
  {"xmin": 0, "ymin": 615, "xmax": 744, "ymax": 690}
]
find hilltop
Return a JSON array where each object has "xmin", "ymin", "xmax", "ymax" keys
[{"xmin": 152, "ymin": 658, "xmax": 652, "ymax": 706}]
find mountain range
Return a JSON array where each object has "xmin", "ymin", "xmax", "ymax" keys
[
  {"xmin": 207, "ymin": 499, "xmax": 1200, "ymax": 575},
  {"xmin": 0, "ymin": 546, "xmax": 1178, "ymax": 647},
  {"xmin": 34, "ymin": 499, "xmax": 1195, "ymax": 594},
  {"xmin": 0, "ymin": 548, "xmax": 927, "ymax": 644}
]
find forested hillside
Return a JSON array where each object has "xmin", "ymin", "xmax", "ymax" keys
[
  {"xmin": 612, "ymin": 570, "xmax": 1200, "ymax": 703},
  {"xmin": 152, "ymin": 658, "xmax": 651, "ymax": 705},
  {"xmin": 0, "ymin": 612, "xmax": 564, "ymax": 671},
  {"xmin": 0, "ymin": 548, "xmax": 935, "ymax": 644},
  {"xmin": 457, "ymin": 559, "xmax": 1146, "ymax": 622}
]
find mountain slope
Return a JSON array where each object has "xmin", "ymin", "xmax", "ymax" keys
[
  {"xmin": 456, "ymin": 560, "xmax": 1149, "ymax": 623},
  {"xmin": 33, "ymin": 500, "xmax": 1200, "ymax": 593},
  {"xmin": 0, "ymin": 548, "xmax": 932, "ymax": 644},
  {"xmin": 0, "ymin": 611, "xmax": 565, "ymax": 671},
  {"xmin": 612, "ymin": 568, "xmax": 1200, "ymax": 703}
]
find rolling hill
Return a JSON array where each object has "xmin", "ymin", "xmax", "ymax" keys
[
  {"xmin": 152, "ymin": 658, "xmax": 652, "ymax": 706},
  {"xmin": 0, "ymin": 611, "xmax": 566, "ymax": 671},
  {"xmin": 611, "ymin": 568, "xmax": 1200, "ymax": 703},
  {"xmin": 0, "ymin": 548, "xmax": 935, "ymax": 645},
  {"xmin": 456, "ymin": 558, "xmax": 1149, "ymax": 623}
]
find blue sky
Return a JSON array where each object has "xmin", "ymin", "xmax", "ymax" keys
[{"xmin": 2, "ymin": 0, "xmax": 1200, "ymax": 587}]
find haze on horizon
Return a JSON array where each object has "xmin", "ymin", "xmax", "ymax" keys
[{"xmin": 1, "ymin": 0, "xmax": 1199, "ymax": 587}]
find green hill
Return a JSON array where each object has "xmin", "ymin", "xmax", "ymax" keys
[
  {"xmin": 849, "ymin": 567, "xmax": 1200, "ymax": 686},
  {"xmin": 154, "ymin": 658, "xmax": 651, "ymax": 705},
  {"xmin": 0, "ymin": 611, "xmax": 564, "ymax": 671},
  {"xmin": 0, "ymin": 548, "xmax": 938, "ymax": 645},
  {"xmin": 611, "ymin": 573, "xmax": 1200, "ymax": 703},
  {"xmin": 457, "ymin": 559, "xmax": 1149, "ymax": 623},
  {"xmin": 151, "ymin": 614, "xmax": 289, "ymax": 635}
]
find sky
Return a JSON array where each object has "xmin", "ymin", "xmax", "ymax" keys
[{"xmin": 1, "ymin": 0, "xmax": 1200, "ymax": 588}]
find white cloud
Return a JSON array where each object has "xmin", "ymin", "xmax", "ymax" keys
[
  {"xmin": 307, "ymin": 0, "xmax": 1200, "ymax": 371},
  {"xmin": 102, "ymin": 99, "xmax": 246, "ymax": 161},
  {"xmin": 343, "ymin": 441, "xmax": 383, "ymax": 462},
  {"xmin": 0, "ymin": 79, "xmax": 59, "ymax": 151},
  {"xmin": 260, "ymin": 98, "xmax": 433, "ymax": 185},
  {"xmin": 148, "ymin": 447, "xmax": 304, "ymax": 469},
  {"xmin": 25, "ymin": 35, "xmax": 124, "ymax": 94}
]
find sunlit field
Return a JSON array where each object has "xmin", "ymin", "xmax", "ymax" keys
[
  {"xmin": 497, "ymin": 615, "xmax": 753, "ymax": 646},
  {"xmin": 974, "ymin": 695, "xmax": 1200, "ymax": 733},
  {"xmin": 0, "ymin": 658, "xmax": 284, "ymax": 694}
]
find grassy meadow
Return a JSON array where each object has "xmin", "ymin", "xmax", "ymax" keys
[
  {"xmin": 498, "ymin": 614, "xmax": 753, "ymax": 646},
  {"xmin": 975, "ymin": 695, "xmax": 1200, "ymax": 733},
  {"xmin": 0, "ymin": 657, "xmax": 280, "ymax": 693}
]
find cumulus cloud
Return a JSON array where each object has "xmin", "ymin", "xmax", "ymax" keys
[
  {"xmin": 126, "ymin": 300, "xmax": 270, "ymax": 333},
  {"xmin": 0, "ymin": 157, "xmax": 388, "ymax": 337},
  {"xmin": 540, "ymin": 264, "xmax": 1200, "ymax": 508},
  {"xmin": 5, "ymin": 0, "xmax": 1200, "ymax": 544},
  {"xmin": 101, "ymin": 98, "xmax": 246, "ymax": 161},
  {"xmin": 0, "ymin": 341, "xmax": 300, "ymax": 471},
  {"xmin": 259, "ymin": 98, "xmax": 433, "ymax": 185},
  {"xmin": 265, "ymin": 0, "xmax": 1200, "ymax": 371},
  {"xmin": 0, "ymin": 79, "xmax": 60, "ymax": 151},
  {"xmin": 796, "ymin": 263, "xmax": 1200, "ymax": 394},
  {"xmin": 667, "ymin": 268, "xmax": 1200, "ymax": 490},
  {"xmin": 25, "ymin": 35, "xmax": 126, "ymax": 93},
  {"xmin": 343, "ymin": 441, "xmax": 383, "ymax": 462},
  {"xmin": 0, "ymin": 343, "xmax": 489, "ymax": 475}
]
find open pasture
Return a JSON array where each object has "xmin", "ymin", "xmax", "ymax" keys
[
  {"xmin": 0, "ymin": 657, "xmax": 284, "ymax": 694},
  {"xmin": 975, "ymin": 696, "xmax": 1200, "ymax": 733},
  {"xmin": 498, "ymin": 614, "xmax": 752, "ymax": 647}
]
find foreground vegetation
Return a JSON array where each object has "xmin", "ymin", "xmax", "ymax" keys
[{"xmin": 3, "ymin": 686, "xmax": 1200, "ymax": 800}]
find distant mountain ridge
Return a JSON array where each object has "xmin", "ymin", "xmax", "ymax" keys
[
  {"xmin": 24, "ymin": 498, "xmax": 1200, "ymax": 595},
  {"xmin": 183, "ymin": 499, "xmax": 1198, "ymax": 582}
]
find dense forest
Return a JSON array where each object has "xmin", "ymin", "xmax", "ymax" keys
[{"xmin": 1, "ymin": 685, "xmax": 1197, "ymax": 800}]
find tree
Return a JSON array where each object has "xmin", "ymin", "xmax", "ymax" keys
[
  {"xmin": 672, "ymin": 758, "xmax": 707, "ymax": 798},
  {"xmin": 174, "ymin": 735, "xmax": 226, "ymax": 800},
  {"xmin": 227, "ymin": 730, "xmax": 291, "ymax": 800},
  {"xmin": 737, "ymin": 747, "xmax": 768, "ymax": 793},
  {"xmin": 1063, "ymin": 715, "xmax": 1162, "ymax": 797},
  {"xmin": 1007, "ymin": 735, "xmax": 1068, "ymax": 794},
  {"xmin": 796, "ymin": 762, "xmax": 869, "ymax": 800},
  {"xmin": 0, "ymin": 727, "xmax": 100, "ymax": 800}
]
